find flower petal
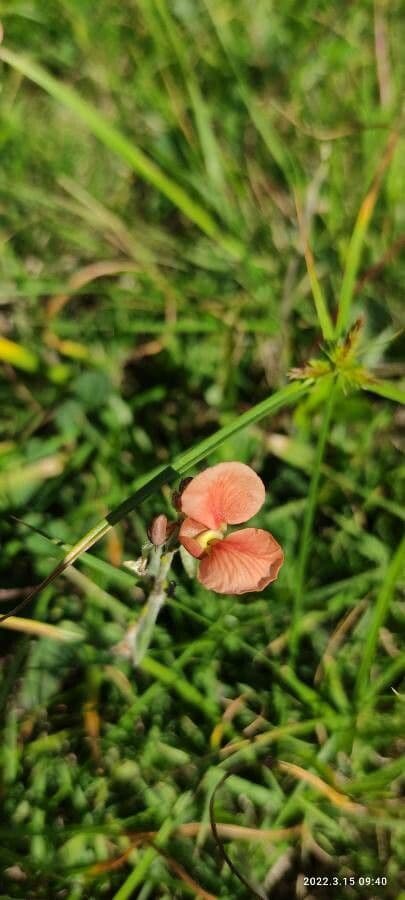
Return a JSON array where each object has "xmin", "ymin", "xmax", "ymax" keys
[
  {"xmin": 178, "ymin": 517, "xmax": 207, "ymax": 558},
  {"xmin": 180, "ymin": 462, "xmax": 265, "ymax": 529},
  {"xmin": 198, "ymin": 528, "xmax": 284, "ymax": 594}
]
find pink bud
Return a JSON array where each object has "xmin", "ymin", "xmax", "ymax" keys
[{"xmin": 147, "ymin": 514, "xmax": 169, "ymax": 547}]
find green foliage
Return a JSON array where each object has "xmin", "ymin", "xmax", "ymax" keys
[{"xmin": 0, "ymin": 0, "xmax": 404, "ymax": 897}]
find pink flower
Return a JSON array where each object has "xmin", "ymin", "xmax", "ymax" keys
[{"xmin": 178, "ymin": 462, "xmax": 284, "ymax": 594}]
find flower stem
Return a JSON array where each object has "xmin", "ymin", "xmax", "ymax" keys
[{"xmin": 117, "ymin": 551, "xmax": 175, "ymax": 666}]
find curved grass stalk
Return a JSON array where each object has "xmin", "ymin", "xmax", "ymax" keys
[{"xmin": 112, "ymin": 800, "xmax": 187, "ymax": 900}]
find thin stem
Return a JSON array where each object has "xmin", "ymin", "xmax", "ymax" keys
[
  {"xmin": 119, "ymin": 551, "xmax": 175, "ymax": 666},
  {"xmin": 290, "ymin": 377, "xmax": 338, "ymax": 659}
]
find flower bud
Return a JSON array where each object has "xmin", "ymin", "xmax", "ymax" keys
[{"xmin": 147, "ymin": 514, "xmax": 169, "ymax": 547}]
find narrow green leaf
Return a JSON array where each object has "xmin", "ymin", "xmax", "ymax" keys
[
  {"xmin": 294, "ymin": 192, "xmax": 334, "ymax": 342},
  {"xmin": 362, "ymin": 379, "xmax": 405, "ymax": 405},
  {"xmin": 336, "ymin": 134, "xmax": 398, "ymax": 337},
  {"xmin": 355, "ymin": 535, "xmax": 405, "ymax": 702},
  {"xmin": 140, "ymin": 655, "xmax": 218, "ymax": 720},
  {"xmin": 347, "ymin": 757, "xmax": 404, "ymax": 795},
  {"xmin": 174, "ymin": 381, "xmax": 308, "ymax": 472},
  {"xmin": 112, "ymin": 800, "xmax": 187, "ymax": 900}
]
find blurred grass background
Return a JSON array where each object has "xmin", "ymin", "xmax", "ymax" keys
[{"xmin": 0, "ymin": 1, "xmax": 404, "ymax": 897}]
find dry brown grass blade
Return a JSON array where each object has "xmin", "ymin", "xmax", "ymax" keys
[
  {"xmin": 278, "ymin": 760, "xmax": 364, "ymax": 812},
  {"xmin": 294, "ymin": 189, "xmax": 334, "ymax": 341},
  {"xmin": 163, "ymin": 855, "xmax": 218, "ymax": 900},
  {"xmin": 374, "ymin": 1, "xmax": 393, "ymax": 107},
  {"xmin": 355, "ymin": 234, "xmax": 405, "ymax": 292},
  {"xmin": 314, "ymin": 599, "xmax": 368, "ymax": 684},
  {"xmin": 125, "ymin": 822, "xmax": 302, "ymax": 843},
  {"xmin": 0, "ymin": 586, "xmax": 36, "ymax": 603},
  {"xmin": 220, "ymin": 718, "xmax": 319, "ymax": 758},
  {"xmin": 87, "ymin": 822, "xmax": 301, "ymax": 886},
  {"xmin": 0, "ymin": 616, "xmax": 82, "ymax": 642},
  {"xmin": 47, "ymin": 260, "xmax": 138, "ymax": 318},
  {"xmin": 129, "ymin": 340, "xmax": 164, "ymax": 361},
  {"xmin": 210, "ymin": 692, "xmax": 247, "ymax": 749},
  {"xmin": 89, "ymin": 842, "xmax": 218, "ymax": 898},
  {"xmin": 88, "ymin": 847, "xmax": 134, "ymax": 875},
  {"xmin": 83, "ymin": 700, "xmax": 101, "ymax": 762}
]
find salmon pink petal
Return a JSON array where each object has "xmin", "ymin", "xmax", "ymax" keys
[
  {"xmin": 179, "ymin": 517, "xmax": 207, "ymax": 558},
  {"xmin": 180, "ymin": 462, "xmax": 265, "ymax": 530},
  {"xmin": 198, "ymin": 528, "xmax": 284, "ymax": 594}
]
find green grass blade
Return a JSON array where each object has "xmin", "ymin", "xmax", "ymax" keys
[
  {"xmin": 365, "ymin": 655, "xmax": 405, "ymax": 701},
  {"xmin": 289, "ymin": 377, "xmax": 338, "ymax": 659},
  {"xmin": 174, "ymin": 381, "xmax": 309, "ymax": 471},
  {"xmin": 112, "ymin": 847, "xmax": 157, "ymax": 899},
  {"xmin": 362, "ymin": 379, "xmax": 405, "ymax": 405},
  {"xmin": 355, "ymin": 535, "xmax": 405, "ymax": 703},
  {"xmin": 294, "ymin": 192, "xmax": 334, "ymax": 341},
  {"xmin": 335, "ymin": 134, "xmax": 398, "ymax": 337},
  {"xmin": 112, "ymin": 795, "xmax": 190, "ymax": 900},
  {"xmin": 140, "ymin": 655, "xmax": 218, "ymax": 720},
  {"xmin": 0, "ymin": 46, "xmax": 242, "ymax": 259},
  {"xmin": 304, "ymin": 249, "xmax": 334, "ymax": 342}
]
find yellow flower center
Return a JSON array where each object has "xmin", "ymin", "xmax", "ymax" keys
[{"xmin": 196, "ymin": 523, "xmax": 227, "ymax": 552}]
